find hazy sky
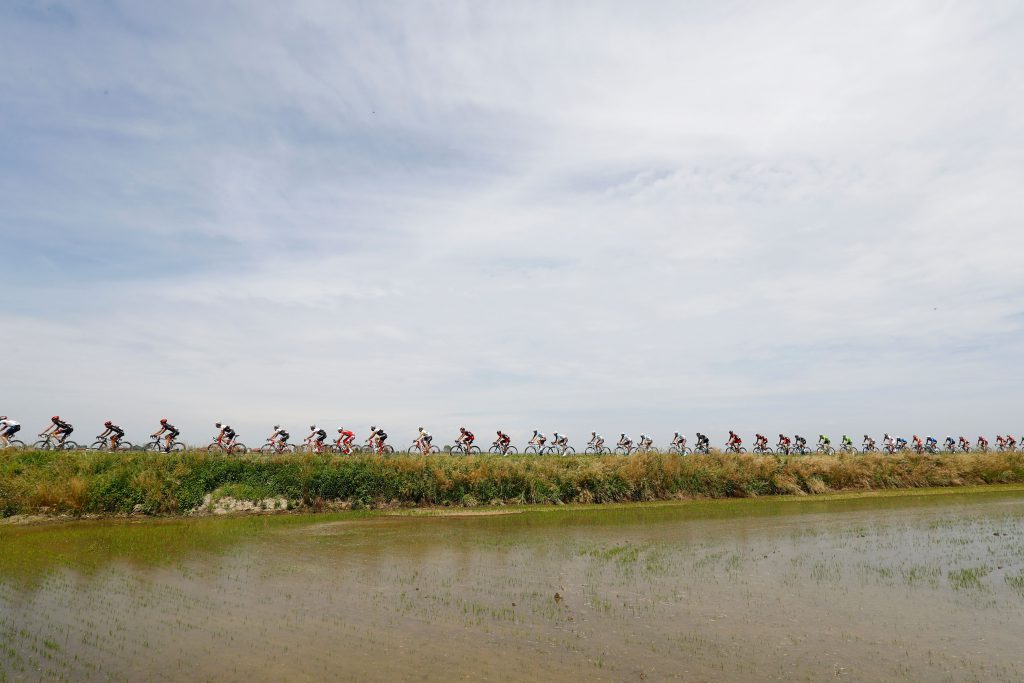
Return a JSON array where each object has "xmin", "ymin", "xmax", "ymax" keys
[{"xmin": 2, "ymin": 0, "xmax": 1022, "ymax": 446}]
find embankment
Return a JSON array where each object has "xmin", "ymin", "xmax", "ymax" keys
[{"xmin": 2, "ymin": 449, "xmax": 1024, "ymax": 518}]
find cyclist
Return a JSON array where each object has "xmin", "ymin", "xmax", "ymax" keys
[
  {"xmin": 959, "ymin": 436, "xmax": 971, "ymax": 452},
  {"xmin": 214, "ymin": 422, "xmax": 237, "ymax": 448},
  {"xmin": 754, "ymin": 433, "xmax": 768, "ymax": 451},
  {"xmin": 976, "ymin": 435, "xmax": 989, "ymax": 451},
  {"xmin": 863, "ymin": 434, "xmax": 876, "ymax": 451},
  {"xmin": 727, "ymin": 431, "xmax": 742, "ymax": 451},
  {"xmin": 588, "ymin": 431, "xmax": 605, "ymax": 451},
  {"xmin": 910, "ymin": 435, "xmax": 923, "ymax": 452},
  {"xmin": 943, "ymin": 436, "xmax": 956, "ymax": 452},
  {"xmin": 895, "ymin": 435, "xmax": 908, "ymax": 451},
  {"xmin": 494, "ymin": 430, "xmax": 511, "ymax": 453},
  {"xmin": 553, "ymin": 432, "xmax": 570, "ymax": 452},
  {"xmin": 0, "ymin": 416, "xmax": 22, "ymax": 447},
  {"xmin": 882, "ymin": 433, "xmax": 893, "ymax": 451},
  {"xmin": 1008, "ymin": 435, "xmax": 1018, "ymax": 450},
  {"xmin": 529, "ymin": 430, "xmax": 547, "ymax": 450},
  {"xmin": 307, "ymin": 425, "xmax": 328, "ymax": 453},
  {"xmin": 638, "ymin": 433, "xmax": 653, "ymax": 450},
  {"xmin": 329, "ymin": 427, "xmax": 352, "ymax": 454},
  {"xmin": 777, "ymin": 433, "xmax": 791, "ymax": 454},
  {"xmin": 415, "ymin": 427, "xmax": 433, "ymax": 454},
  {"xmin": 456, "ymin": 427, "xmax": 475, "ymax": 451},
  {"xmin": 268, "ymin": 424, "xmax": 290, "ymax": 448},
  {"xmin": 695, "ymin": 432, "xmax": 710, "ymax": 453},
  {"xmin": 793, "ymin": 434, "xmax": 807, "ymax": 453},
  {"xmin": 818, "ymin": 434, "xmax": 831, "ymax": 449},
  {"xmin": 840, "ymin": 434, "xmax": 853, "ymax": 450},
  {"xmin": 617, "ymin": 433, "xmax": 633, "ymax": 452},
  {"xmin": 924, "ymin": 436, "xmax": 938, "ymax": 453},
  {"xmin": 372, "ymin": 426, "xmax": 388, "ymax": 453},
  {"xmin": 98, "ymin": 420, "xmax": 125, "ymax": 450},
  {"xmin": 40, "ymin": 415, "xmax": 74, "ymax": 445},
  {"xmin": 671, "ymin": 432, "xmax": 687, "ymax": 450},
  {"xmin": 152, "ymin": 418, "xmax": 179, "ymax": 452}
]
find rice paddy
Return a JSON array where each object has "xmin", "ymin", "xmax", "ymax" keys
[{"xmin": 3, "ymin": 486, "xmax": 1024, "ymax": 681}]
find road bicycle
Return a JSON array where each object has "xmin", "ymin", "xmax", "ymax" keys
[
  {"xmin": 776, "ymin": 441, "xmax": 792, "ymax": 455},
  {"xmin": 90, "ymin": 434, "xmax": 133, "ymax": 452},
  {"xmin": 975, "ymin": 439, "xmax": 989, "ymax": 453},
  {"xmin": 585, "ymin": 443, "xmax": 612, "ymax": 454},
  {"xmin": 524, "ymin": 442, "xmax": 547, "ymax": 454},
  {"xmin": 1, "ymin": 435, "xmax": 27, "ymax": 450},
  {"xmin": 861, "ymin": 441, "xmax": 876, "ymax": 453},
  {"xmin": 144, "ymin": 437, "xmax": 186, "ymax": 453},
  {"xmin": 362, "ymin": 438, "xmax": 394, "ymax": 455},
  {"xmin": 410, "ymin": 439, "xmax": 441, "ymax": 455},
  {"xmin": 32, "ymin": 433, "xmax": 81, "ymax": 450},
  {"xmin": 723, "ymin": 443, "xmax": 746, "ymax": 454},
  {"xmin": 450, "ymin": 442, "xmax": 482, "ymax": 455},
  {"xmin": 207, "ymin": 438, "xmax": 248, "ymax": 454},
  {"xmin": 924, "ymin": 442, "xmax": 939, "ymax": 454},
  {"xmin": 816, "ymin": 443, "xmax": 835, "ymax": 456},
  {"xmin": 544, "ymin": 443, "xmax": 576, "ymax": 456},
  {"xmin": 791, "ymin": 443, "xmax": 810, "ymax": 455},
  {"xmin": 693, "ymin": 442, "xmax": 711, "ymax": 455},
  {"xmin": 259, "ymin": 439, "xmax": 297, "ymax": 454},
  {"xmin": 632, "ymin": 444, "xmax": 659, "ymax": 454},
  {"xmin": 839, "ymin": 443, "xmax": 857, "ymax": 454},
  {"xmin": 613, "ymin": 442, "xmax": 637, "ymax": 455},
  {"xmin": 752, "ymin": 443, "xmax": 774, "ymax": 455},
  {"xmin": 488, "ymin": 441, "xmax": 518, "ymax": 455}
]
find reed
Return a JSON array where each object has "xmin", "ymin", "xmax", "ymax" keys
[{"xmin": 2, "ymin": 449, "xmax": 1023, "ymax": 517}]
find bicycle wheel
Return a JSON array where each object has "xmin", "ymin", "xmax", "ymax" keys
[
  {"xmin": 524, "ymin": 446, "xmax": 539, "ymax": 455},
  {"xmin": 3, "ymin": 439, "xmax": 26, "ymax": 450},
  {"xmin": 233, "ymin": 443, "xmax": 249, "ymax": 454},
  {"xmin": 450, "ymin": 445, "xmax": 465, "ymax": 456},
  {"xmin": 116, "ymin": 441, "xmax": 133, "ymax": 451},
  {"xmin": 383, "ymin": 445, "xmax": 394, "ymax": 454},
  {"xmin": 562, "ymin": 446, "xmax": 575, "ymax": 456},
  {"xmin": 170, "ymin": 441, "xmax": 186, "ymax": 452},
  {"xmin": 504, "ymin": 445, "xmax": 517, "ymax": 455},
  {"xmin": 60, "ymin": 441, "xmax": 81, "ymax": 451},
  {"xmin": 90, "ymin": 440, "xmax": 108, "ymax": 451},
  {"xmin": 32, "ymin": 440, "xmax": 52, "ymax": 450},
  {"xmin": 207, "ymin": 443, "xmax": 224, "ymax": 453},
  {"xmin": 614, "ymin": 446, "xmax": 629, "ymax": 455}
]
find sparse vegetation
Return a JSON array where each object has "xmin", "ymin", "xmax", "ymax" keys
[{"xmin": 2, "ymin": 449, "xmax": 1024, "ymax": 518}]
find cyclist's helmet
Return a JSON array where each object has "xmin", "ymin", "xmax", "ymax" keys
[
  {"xmin": 215, "ymin": 422, "xmax": 222, "ymax": 428},
  {"xmin": 52, "ymin": 415, "xmax": 60, "ymax": 422},
  {"xmin": 620, "ymin": 432, "xmax": 626, "ymax": 437},
  {"xmin": 310, "ymin": 425, "xmax": 316, "ymax": 431},
  {"xmin": 418, "ymin": 426, "xmax": 424, "ymax": 432},
  {"xmin": 273, "ymin": 424, "xmax": 280, "ymax": 430},
  {"xmin": 338, "ymin": 428, "xmax": 344, "ymax": 433},
  {"xmin": 160, "ymin": 418, "xmax": 168, "ymax": 424},
  {"xmin": 104, "ymin": 420, "xmax": 112, "ymax": 427},
  {"xmin": 460, "ymin": 427, "xmax": 466, "ymax": 433}
]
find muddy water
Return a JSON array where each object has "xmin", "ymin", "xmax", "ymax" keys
[{"xmin": 3, "ymin": 489, "xmax": 1024, "ymax": 682}]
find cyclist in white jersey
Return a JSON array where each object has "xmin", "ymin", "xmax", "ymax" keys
[{"xmin": 0, "ymin": 416, "xmax": 21, "ymax": 446}]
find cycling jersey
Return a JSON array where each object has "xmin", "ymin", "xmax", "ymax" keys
[
  {"xmin": 314, "ymin": 429, "xmax": 327, "ymax": 440},
  {"xmin": 108, "ymin": 425, "xmax": 125, "ymax": 436},
  {"xmin": 0, "ymin": 419, "xmax": 20, "ymax": 436},
  {"xmin": 278, "ymin": 431, "xmax": 290, "ymax": 441},
  {"xmin": 54, "ymin": 420, "xmax": 72, "ymax": 432},
  {"xmin": 161, "ymin": 423, "xmax": 179, "ymax": 434},
  {"xmin": 222, "ymin": 426, "xmax": 236, "ymax": 438},
  {"xmin": 376, "ymin": 430, "xmax": 387, "ymax": 440}
]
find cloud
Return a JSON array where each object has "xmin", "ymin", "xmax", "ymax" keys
[{"xmin": 2, "ymin": 0, "xmax": 1022, "ymax": 447}]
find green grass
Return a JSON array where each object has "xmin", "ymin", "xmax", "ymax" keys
[{"xmin": 1, "ymin": 448, "xmax": 1024, "ymax": 518}]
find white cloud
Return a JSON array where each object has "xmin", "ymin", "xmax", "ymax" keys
[{"xmin": 2, "ymin": 0, "xmax": 1022, "ymax": 447}]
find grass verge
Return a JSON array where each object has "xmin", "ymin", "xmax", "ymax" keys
[{"xmin": 2, "ymin": 449, "xmax": 1023, "ymax": 518}]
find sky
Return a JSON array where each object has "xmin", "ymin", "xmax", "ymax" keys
[{"xmin": 2, "ymin": 0, "xmax": 1023, "ymax": 447}]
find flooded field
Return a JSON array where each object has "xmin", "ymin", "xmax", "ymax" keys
[{"xmin": 3, "ymin": 488, "xmax": 1024, "ymax": 682}]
